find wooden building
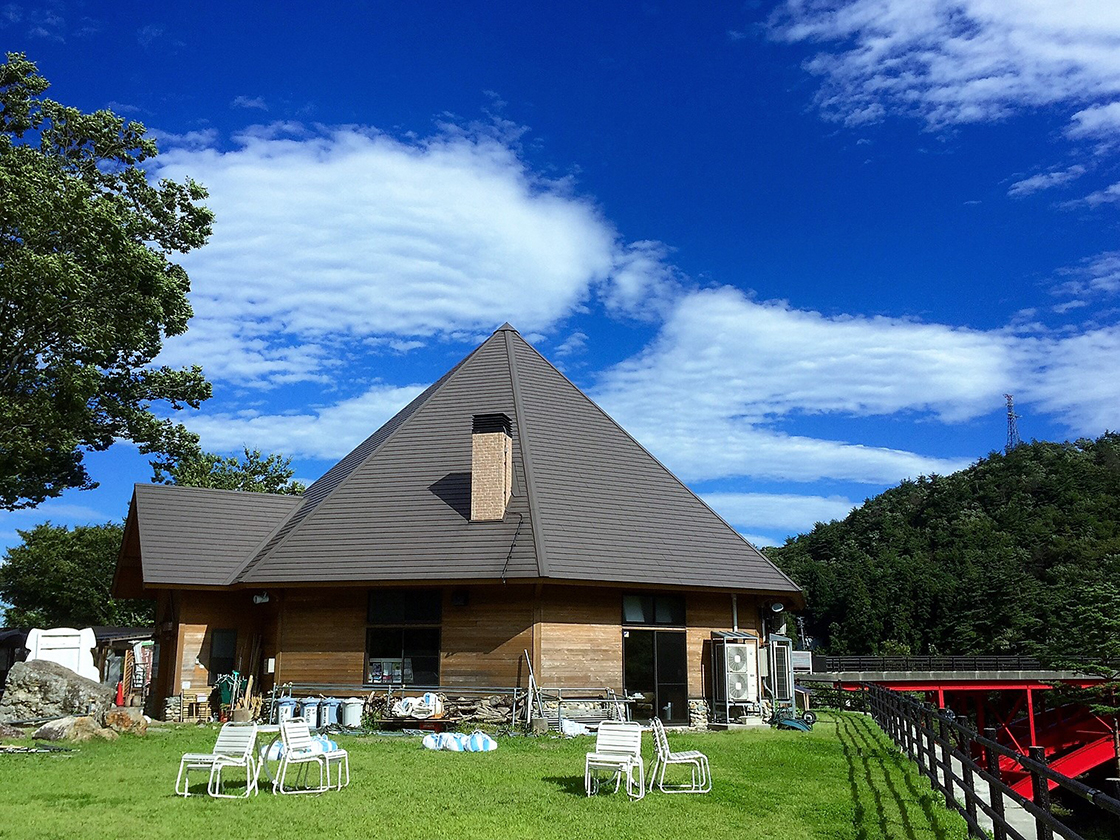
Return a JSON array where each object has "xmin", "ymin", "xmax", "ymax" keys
[{"xmin": 114, "ymin": 324, "xmax": 802, "ymax": 723}]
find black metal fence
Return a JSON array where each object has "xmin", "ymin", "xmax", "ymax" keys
[
  {"xmin": 866, "ymin": 683, "xmax": 1120, "ymax": 840},
  {"xmin": 822, "ymin": 655, "xmax": 1046, "ymax": 672}
]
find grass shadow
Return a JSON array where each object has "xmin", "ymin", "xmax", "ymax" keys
[
  {"xmin": 541, "ymin": 775, "xmax": 592, "ymax": 797},
  {"xmin": 836, "ymin": 713, "xmax": 958, "ymax": 840}
]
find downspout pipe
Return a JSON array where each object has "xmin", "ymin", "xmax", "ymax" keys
[{"xmin": 731, "ymin": 594, "xmax": 738, "ymax": 632}]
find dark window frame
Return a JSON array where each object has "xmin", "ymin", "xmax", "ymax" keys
[
  {"xmin": 621, "ymin": 593, "xmax": 687, "ymax": 627},
  {"xmin": 365, "ymin": 588, "xmax": 442, "ymax": 686}
]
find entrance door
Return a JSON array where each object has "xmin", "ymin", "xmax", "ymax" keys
[{"xmin": 623, "ymin": 629, "xmax": 688, "ymax": 724}]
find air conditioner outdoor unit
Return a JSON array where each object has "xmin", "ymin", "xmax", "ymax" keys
[{"xmin": 710, "ymin": 632, "xmax": 761, "ymax": 723}]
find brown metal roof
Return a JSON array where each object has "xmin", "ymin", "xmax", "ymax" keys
[
  {"xmin": 128, "ymin": 484, "xmax": 301, "ymax": 586},
  {"xmin": 124, "ymin": 325, "xmax": 801, "ymax": 598}
]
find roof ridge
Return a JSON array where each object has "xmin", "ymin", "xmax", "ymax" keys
[
  {"xmin": 504, "ymin": 329, "xmax": 549, "ymax": 577},
  {"xmin": 230, "ymin": 336, "xmax": 496, "ymax": 583},
  {"xmin": 135, "ymin": 483, "xmax": 304, "ymax": 502}
]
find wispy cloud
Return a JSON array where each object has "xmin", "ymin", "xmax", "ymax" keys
[
  {"xmin": 1067, "ymin": 102, "xmax": 1120, "ymax": 139},
  {"xmin": 231, "ymin": 95, "xmax": 267, "ymax": 111},
  {"xmin": 184, "ymin": 383, "xmax": 426, "ymax": 459},
  {"xmin": 703, "ymin": 492, "xmax": 857, "ymax": 535},
  {"xmin": 1008, "ymin": 165, "xmax": 1086, "ymax": 197},
  {"xmin": 153, "ymin": 122, "xmax": 679, "ymax": 385},
  {"xmin": 770, "ymin": 0, "xmax": 1120, "ymax": 128},
  {"xmin": 1075, "ymin": 181, "xmax": 1120, "ymax": 207},
  {"xmin": 1054, "ymin": 251, "xmax": 1120, "ymax": 297},
  {"xmin": 589, "ymin": 285, "xmax": 1120, "ymax": 484}
]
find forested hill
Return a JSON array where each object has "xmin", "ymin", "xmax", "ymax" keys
[{"xmin": 764, "ymin": 433, "xmax": 1120, "ymax": 660}]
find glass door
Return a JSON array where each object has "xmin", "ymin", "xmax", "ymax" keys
[{"xmin": 623, "ymin": 629, "xmax": 688, "ymax": 724}]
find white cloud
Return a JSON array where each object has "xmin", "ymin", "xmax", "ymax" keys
[
  {"xmin": 153, "ymin": 124, "xmax": 677, "ymax": 385},
  {"xmin": 703, "ymin": 492, "xmax": 857, "ymax": 534},
  {"xmin": 1027, "ymin": 325, "xmax": 1120, "ymax": 430},
  {"xmin": 184, "ymin": 382, "xmax": 426, "ymax": 460},
  {"xmin": 231, "ymin": 95, "xmax": 267, "ymax": 111},
  {"xmin": 1067, "ymin": 101, "xmax": 1120, "ymax": 138},
  {"xmin": 770, "ymin": 0, "xmax": 1120, "ymax": 127},
  {"xmin": 1076, "ymin": 180, "xmax": 1120, "ymax": 207},
  {"xmin": 1008, "ymin": 165, "xmax": 1086, "ymax": 197},
  {"xmin": 1054, "ymin": 250, "xmax": 1120, "ymax": 296},
  {"xmin": 591, "ymin": 285, "xmax": 1120, "ymax": 485}
]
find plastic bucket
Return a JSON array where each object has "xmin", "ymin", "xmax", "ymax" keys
[
  {"xmin": 277, "ymin": 697, "xmax": 298, "ymax": 723},
  {"xmin": 299, "ymin": 698, "xmax": 320, "ymax": 726},
  {"xmin": 340, "ymin": 697, "xmax": 363, "ymax": 727},
  {"xmin": 319, "ymin": 697, "xmax": 341, "ymax": 727}
]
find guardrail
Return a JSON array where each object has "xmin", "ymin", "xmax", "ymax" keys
[
  {"xmin": 866, "ymin": 683, "xmax": 1120, "ymax": 840},
  {"xmin": 822, "ymin": 655, "xmax": 1046, "ymax": 672}
]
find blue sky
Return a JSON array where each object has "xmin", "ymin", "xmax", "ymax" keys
[{"xmin": 3, "ymin": 0, "xmax": 1120, "ymax": 552}]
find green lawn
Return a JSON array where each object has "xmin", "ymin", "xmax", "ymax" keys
[{"xmin": 0, "ymin": 712, "xmax": 966, "ymax": 840}]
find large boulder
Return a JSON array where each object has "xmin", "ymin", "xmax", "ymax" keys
[
  {"xmin": 33, "ymin": 715, "xmax": 117, "ymax": 742},
  {"xmin": 0, "ymin": 722, "xmax": 24, "ymax": 739},
  {"xmin": 0, "ymin": 659, "xmax": 115, "ymax": 724},
  {"xmin": 103, "ymin": 706, "xmax": 147, "ymax": 736}
]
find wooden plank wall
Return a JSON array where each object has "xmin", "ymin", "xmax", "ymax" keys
[
  {"xmin": 176, "ymin": 590, "xmax": 269, "ymax": 693},
  {"xmin": 165, "ymin": 585, "xmax": 771, "ymax": 706},
  {"xmin": 539, "ymin": 586, "xmax": 622, "ymax": 688},
  {"xmin": 441, "ymin": 585, "xmax": 534, "ymax": 687},
  {"xmin": 278, "ymin": 589, "xmax": 366, "ymax": 685},
  {"xmin": 686, "ymin": 592, "xmax": 762, "ymax": 700}
]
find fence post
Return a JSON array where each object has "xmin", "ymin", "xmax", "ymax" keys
[
  {"xmin": 920, "ymin": 706, "xmax": 935, "ymax": 786},
  {"xmin": 955, "ymin": 717, "xmax": 979, "ymax": 835},
  {"xmin": 984, "ymin": 727, "xmax": 1007, "ymax": 840},
  {"xmin": 1029, "ymin": 745, "xmax": 1054, "ymax": 840},
  {"xmin": 902, "ymin": 694, "xmax": 914, "ymax": 758},
  {"xmin": 938, "ymin": 713, "xmax": 955, "ymax": 809}
]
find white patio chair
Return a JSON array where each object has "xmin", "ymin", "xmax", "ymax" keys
[
  {"xmin": 274, "ymin": 720, "xmax": 349, "ymax": 793},
  {"xmin": 175, "ymin": 722, "xmax": 258, "ymax": 798},
  {"xmin": 647, "ymin": 717, "xmax": 711, "ymax": 794},
  {"xmin": 584, "ymin": 720, "xmax": 645, "ymax": 800}
]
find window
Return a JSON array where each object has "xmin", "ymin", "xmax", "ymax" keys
[
  {"xmin": 366, "ymin": 589, "xmax": 442, "ymax": 686},
  {"xmin": 622, "ymin": 594, "xmax": 685, "ymax": 626},
  {"xmin": 368, "ymin": 588, "xmax": 442, "ymax": 625},
  {"xmin": 208, "ymin": 629, "xmax": 237, "ymax": 683}
]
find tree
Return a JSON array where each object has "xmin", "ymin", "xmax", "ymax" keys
[
  {"xmin": 152, "ymin": 447, "xmax": 306, "ymax": 495},
  {"xmin": 0, "ymin": 52, "xmax": 214, "ymax": 510},
  {"xmin": 0, "ymin": 522, "xmax": 153, "ymax": 627},
  {"xmin": 766, "ymin": 432, "xmax": 1120, "ymax": 660}
]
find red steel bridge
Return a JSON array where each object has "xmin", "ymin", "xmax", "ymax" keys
[{"xmin": 803, "ymin": 655, "xmax": 1115, "ymax": 799}]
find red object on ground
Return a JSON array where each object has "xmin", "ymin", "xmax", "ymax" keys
[{"xmin": 115, "ymin": 681, "xmax": 124, "ymax": 706}]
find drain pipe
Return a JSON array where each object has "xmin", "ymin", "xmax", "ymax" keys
[{"xmin": 731, "ymin": 594, "xmax": 739, "ymax": 632}]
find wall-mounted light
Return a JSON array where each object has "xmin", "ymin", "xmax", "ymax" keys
[{"xmin": 252, "ymin": 591, "xmax": 270, "ymax": 605}]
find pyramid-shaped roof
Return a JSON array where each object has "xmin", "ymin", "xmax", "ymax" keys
[{"xmin": 124, "ymin": 325, "xmax": 801, "ymax": 598}]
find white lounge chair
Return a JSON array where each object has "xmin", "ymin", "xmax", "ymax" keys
[
  {"xmin": 647, "ymin": 717, "xmax": 711, "ymax": 794},
  {"xmin": 584, "ymin": 721, "xmax": 645, "ymax": 800},
  {"xmin": 175, "ymin": 722, "xmax": 259, "ymax": 798},
  {"xmin": 274, "ymin": 720, "xmax": 349, "ymax": 793}
]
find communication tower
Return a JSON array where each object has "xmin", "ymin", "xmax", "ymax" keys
[{"xmin": 1005, "ymin": 394, "xmax": 1021, "ymax": 452}]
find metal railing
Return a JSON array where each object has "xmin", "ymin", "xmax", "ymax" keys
[
  {"xmin": 823, "ymin": 655, "xmax": 1046, "ymax": 672},
  {"xmin": 866, "ymin": 683, "xmax": 1120, "ymax": 840}
]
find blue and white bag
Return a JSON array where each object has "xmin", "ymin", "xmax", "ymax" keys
[{"xmin": 467, "ymin": 731, "xmax": 497, "ymax": 752}]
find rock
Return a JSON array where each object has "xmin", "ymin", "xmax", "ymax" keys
[
  {"xmin": 33, "ymin": 715, "xmax": 118, "ymax": 742},
  {"xmin": 0, "ymin": 660, "xmax": 114, "ymax": 724},
  {"xmin": 71, "ymin": 716, "xmax": 118, "ymax": 742},
  {"xmin": 103, "ymin": 706, "xmax": 148, "ymax": 736},
  {"xmin": 0, "ymin": 722, "xmax": 25, "ymax": 739},
  {"xmin": 33, "ymin": 716, "xmax": 79, "ymax": 741}
]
